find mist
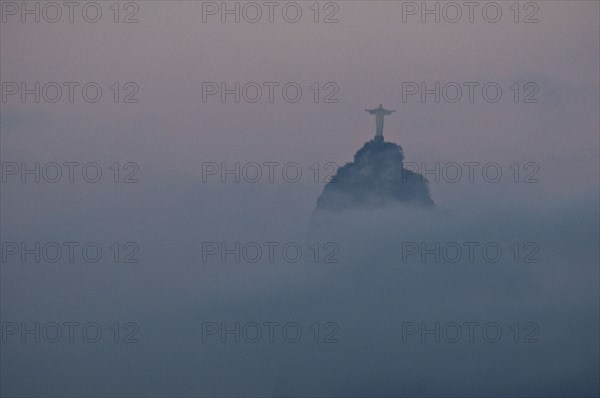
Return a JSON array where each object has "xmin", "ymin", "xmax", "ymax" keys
[{"xmin": 1, "ymin": 0, "xmax": 599, "ymax": 396}]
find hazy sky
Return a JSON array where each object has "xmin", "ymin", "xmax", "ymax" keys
[{"xmin": 2, "ymin": 1, "xmax": 598, "ymax": 201}]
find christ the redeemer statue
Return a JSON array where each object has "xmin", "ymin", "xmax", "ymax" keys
[{"xmin": 366, "ymin": 104, "xmax": 395, "ymax": 142}]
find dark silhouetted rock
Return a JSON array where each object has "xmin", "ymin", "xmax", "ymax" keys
[{"xmin": 315, "ymin": 139, "xmax": 434, "ymax": 212}]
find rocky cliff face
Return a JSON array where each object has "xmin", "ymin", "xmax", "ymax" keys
[{"xmin": 315, "ymin": 139, "xmax": 434, "ymax": 212}]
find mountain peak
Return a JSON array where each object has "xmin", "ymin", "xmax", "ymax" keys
[{"xmin": 315, "ymin": 139, "xmax": 434, "ymax": 212}]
